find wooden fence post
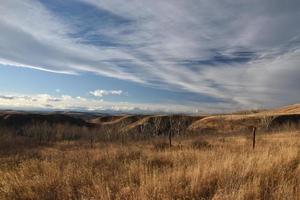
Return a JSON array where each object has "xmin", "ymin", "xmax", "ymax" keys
[
  {"xmin": 168, "ymin": 117, "xmax": 173, "ymax": 148},
  {"xmin": 252, "ymin": 127, "xmax": 257, "ymax": 149},
  {"xmin": 169, "ymin": 130, "xmax": 172, "ymax": 148},
  {"xmin": 90, "ymin": 129, "xmax": 94, "ymax": 148}
]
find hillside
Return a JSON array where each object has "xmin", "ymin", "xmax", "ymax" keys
[
  {"xmin": 123, "ymin": 115, "xmax": 204, "ymax": 135},
  {"xmin": 1, "ymin": 103, "xmax": 300, "ymax": 134},
  {"xmin": 262, "ymin": 103, "xmax": 300, "ymax": 115},
  {"xmin": 188, "ymin": 103, "xmax": 300, "ymax": 133},
  {"xmin": 0, "ymin": 113, "xmax": 92, "ymax": 128}
]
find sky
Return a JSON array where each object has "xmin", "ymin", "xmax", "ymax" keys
[{"xmin": 0, "ymin": 0, "xmax": 300, "ymax": 114}]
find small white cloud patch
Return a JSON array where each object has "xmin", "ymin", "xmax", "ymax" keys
[{"xmin": 89, "ymin": 89, "xmax": 123, "ymax": 97}]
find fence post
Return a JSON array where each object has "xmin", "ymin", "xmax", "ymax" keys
[
  {"xmin": 169, "ymin": 130, "xmax": 172, "ymax": 148},
  {"xmin": 252, "ymin": 127, "xmax": 257, "ymax": 149},
  {"xmin": 90, "ymin": 129, "xmax": 94, "ymax": 148}
]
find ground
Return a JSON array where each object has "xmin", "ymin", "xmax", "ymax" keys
[{"xmin": 0, "ymin": 131, "xmax": 299, "ymax": 200}]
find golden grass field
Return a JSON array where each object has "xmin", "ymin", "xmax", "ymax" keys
[{"xmin": 0, "ymin": 129, "xmax": 299, "ymax": 200}]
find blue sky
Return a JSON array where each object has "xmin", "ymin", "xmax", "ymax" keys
[{"xmin": 0, "ymin": 0, "xmax": 300, "ymax": 113}]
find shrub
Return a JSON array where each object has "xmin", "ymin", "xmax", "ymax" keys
[
  {"xmin": 152, "ymin": 140, "xmax": 170, "ymax": 150},
  {"xmin": 191, "ymin": 140, "xmax": 212, "ymax": 149}
]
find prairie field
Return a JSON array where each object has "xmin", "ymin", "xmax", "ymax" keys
[{"xmin": 0, "ymin": 127, "xmax": 299, "ymax": 200}]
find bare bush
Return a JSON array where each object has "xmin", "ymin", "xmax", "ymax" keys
[
  {"xmin": 191, "ymin": 140, "xmax": 212, "ymax": 149},
  {"xmin": 152, "ymin": 139, "xmax": 170, "ymax": 151},
  {"xmin": 260, "ymin": 115, "xmax": 276, "ymax": 130}
]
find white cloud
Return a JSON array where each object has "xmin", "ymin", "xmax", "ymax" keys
[
  {"xmin": 0, "ymin": 93, "xmax": 232, "ymax": 114},
  {"xmin": 0, "ymin": 0, "xmax": 300, "ymax": 110},
  {"xmin": 89, "ymin": 90, "xmax": 123, "ymax": 97}
]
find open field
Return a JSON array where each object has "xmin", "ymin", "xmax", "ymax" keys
[
  {"xmin": 1, "ymin": 104, "xmax": 300, "ymax": 199},
  {"xmin": 0, "ymin": 129, "xmax": 299, "ymax": 199}
]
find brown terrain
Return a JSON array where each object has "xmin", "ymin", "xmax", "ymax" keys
[
  {"xmin": 1, "ymin": 103, "xmax": 300, "ymax": 135},
  {"xmin": 0, "ymin": 104, "xmax": 300, "ymax": 199}
]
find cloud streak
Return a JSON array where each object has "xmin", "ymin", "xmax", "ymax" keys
[{"xmin": 0, "ymin": 0, "xmax": 300, "ymax": 110}]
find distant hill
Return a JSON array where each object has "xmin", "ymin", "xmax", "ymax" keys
[
  {"xmin": 0, "ymin": 113, "xmax": 92, "ymax": 128},
  {"xmin": 1, "ymin": 103, "xmax": 300, "ymax": 134},
  {"xmin": 188, "ymin": 103, "xmax": 300, "ymax": 133},
  {"xmin": 262, "ymin": 103, "xmax": 300, "ymax": 115}
]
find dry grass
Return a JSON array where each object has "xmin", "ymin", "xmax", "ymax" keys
[{"xmin": 0, "ymin": 131, "xmax": 299, "ymax": 200}]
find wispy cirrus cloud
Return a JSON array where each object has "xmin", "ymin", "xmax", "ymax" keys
[{"xmin": 0, "ymin": 0, "xmax": 300, "ymax": 111}]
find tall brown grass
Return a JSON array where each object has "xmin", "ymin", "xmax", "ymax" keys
[{"xmin": 0, "ymin": 128, "xmax": 299, "ymax": 199}]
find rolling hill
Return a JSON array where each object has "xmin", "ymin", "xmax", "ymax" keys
[{"xmin": 1, "ymin": 103, "xmax": 300, "ymax": 134}]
